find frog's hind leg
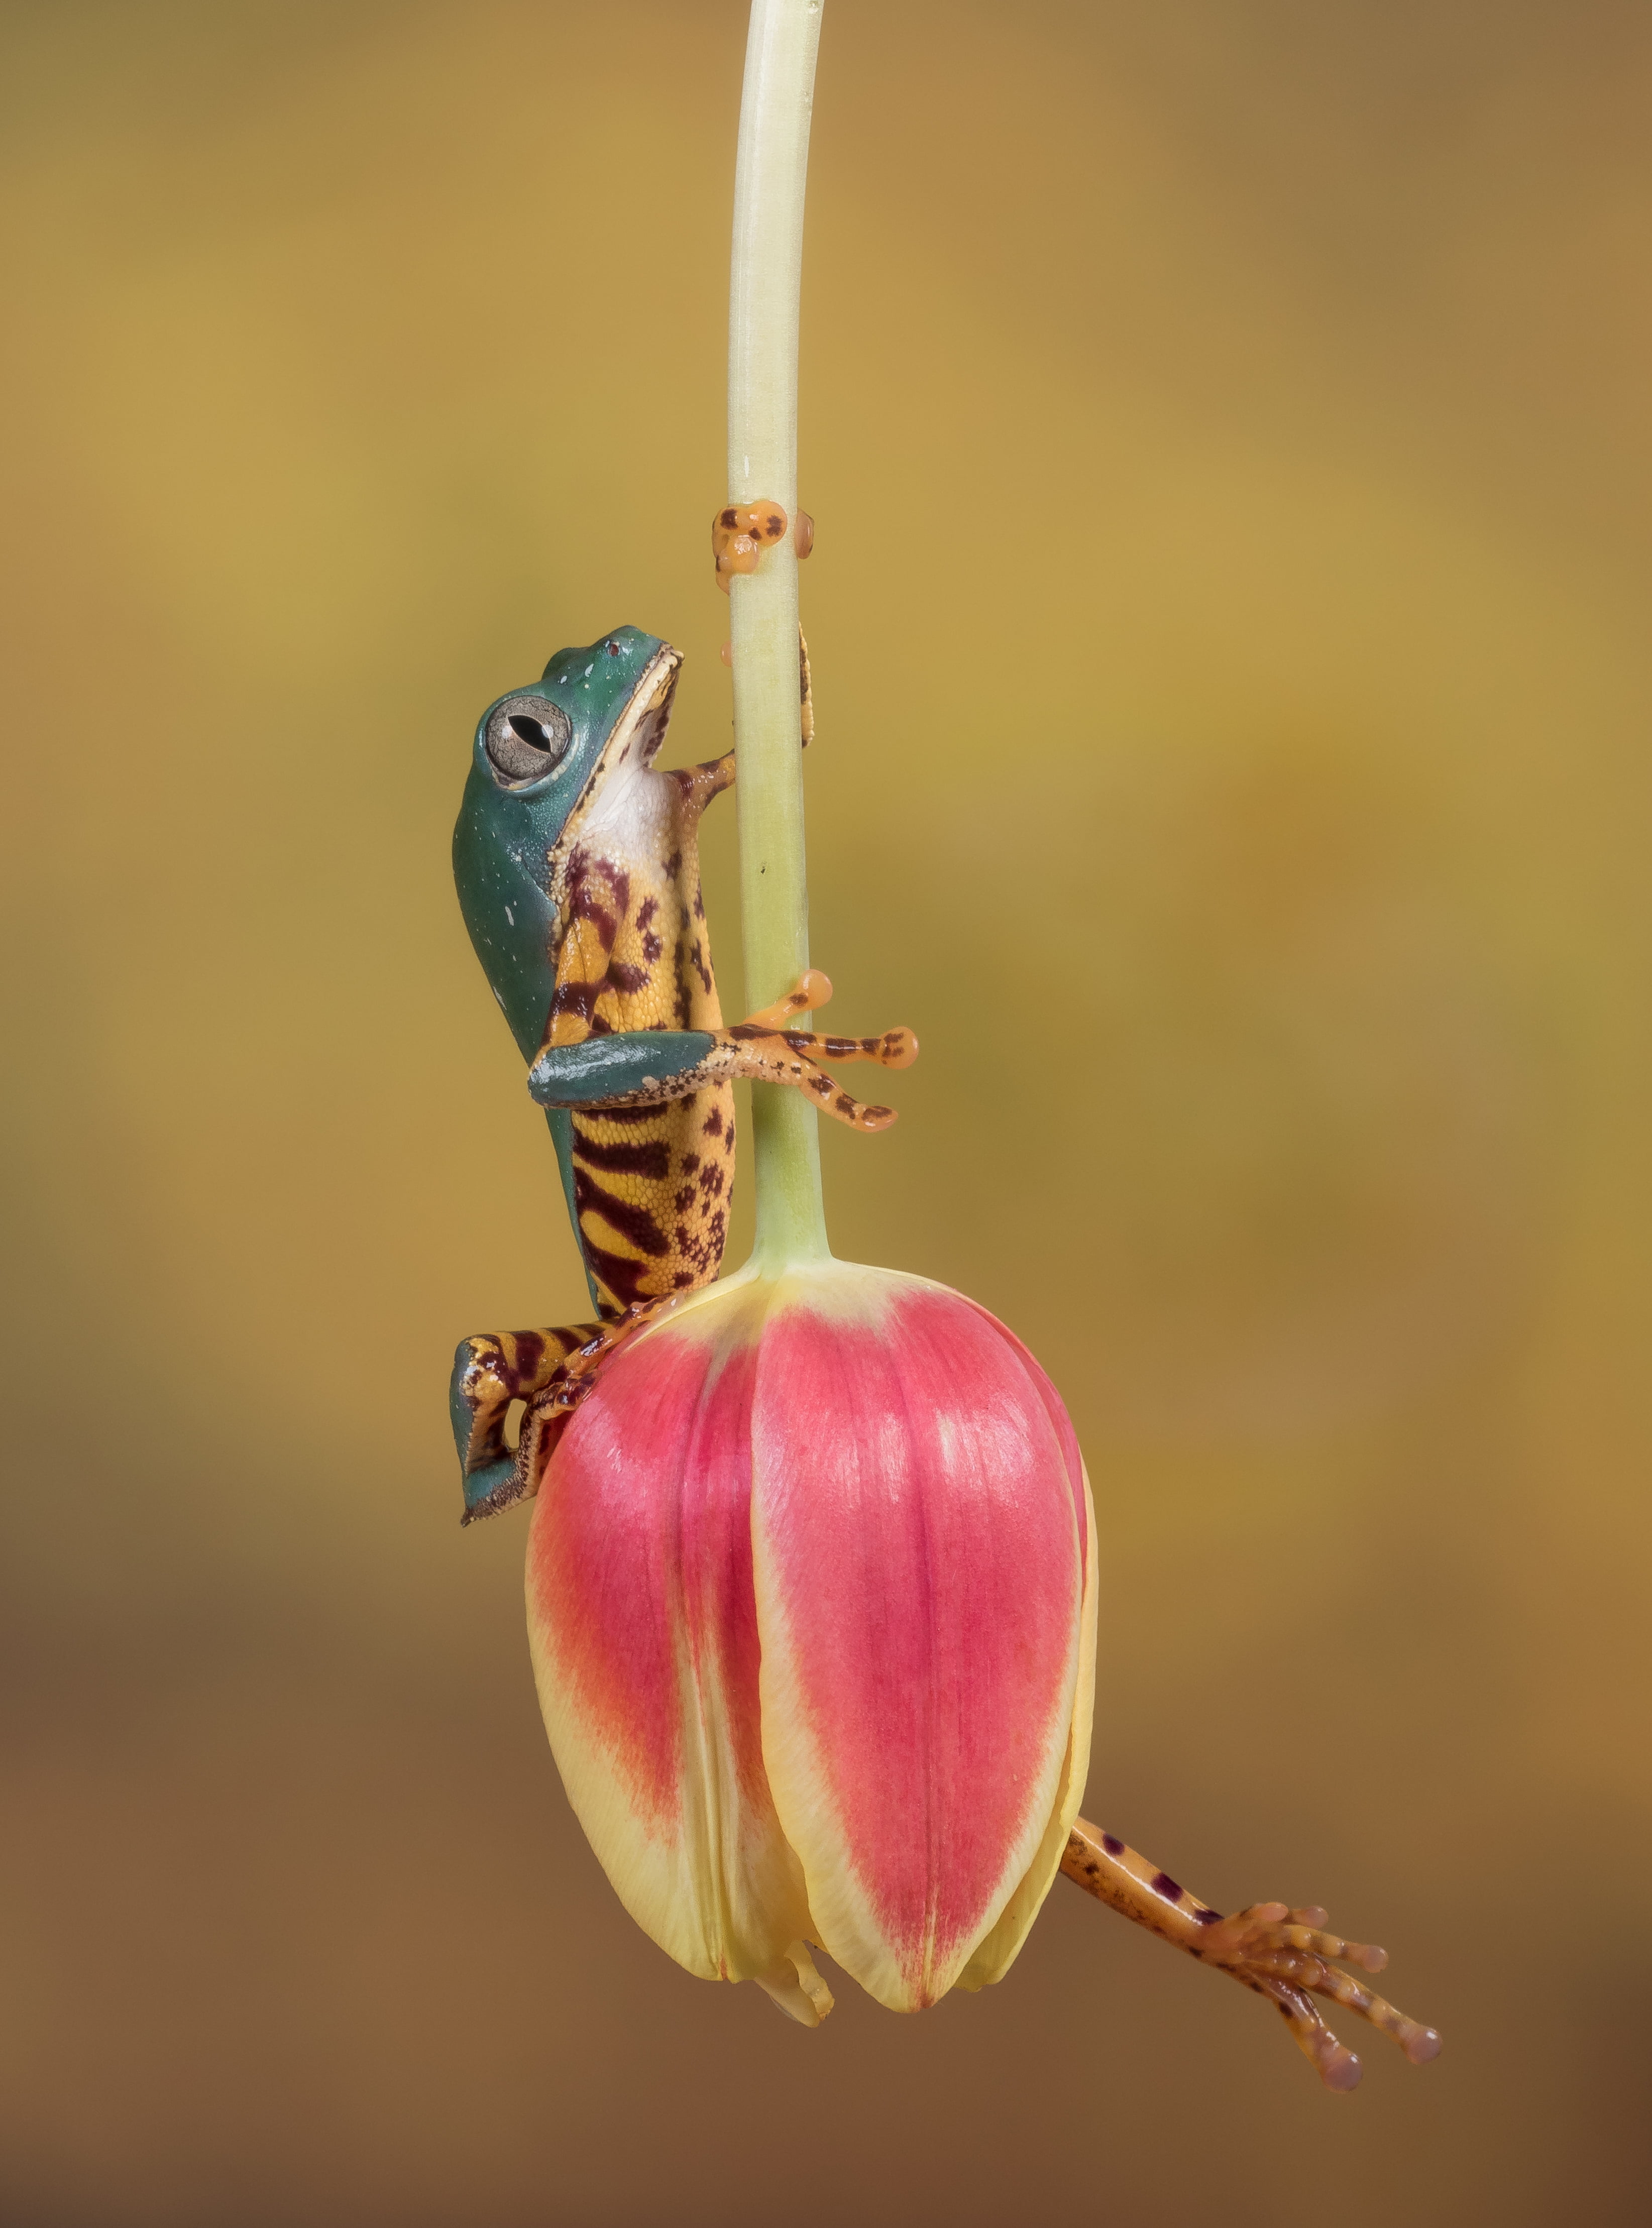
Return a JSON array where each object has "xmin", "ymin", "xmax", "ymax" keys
[
  {"xmin": 451, "ymin": 1324, "xmax": 596, "ymax": 1522},
  {"xmin": 1059, "ymin": 1819, "xmax": 1441, "ymax": 2091},
  {"xmin": 450, "ymin": 1303, "xmax": 666, "ymax": 1524}
]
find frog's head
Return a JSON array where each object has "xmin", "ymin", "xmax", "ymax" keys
[{"xmin": 452, "ymin": 624, "xmax": 680, "ymax": 1059}]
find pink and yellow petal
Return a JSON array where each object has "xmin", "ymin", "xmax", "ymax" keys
[
  {"xmin": 751, "ymin": 1271, "xmax": 1089, "ymax": 2010},
  {"xmin": 956, "ymin": 1465, "xmax": 1098, "ymax": 1991},
  {"xmin": 953, "ymin": 1312, "xmax": 1099, "ymax": 1991},
  {"xmin": 525, "ymin": 1314, "xmax": 818, "ymax": 2004}
]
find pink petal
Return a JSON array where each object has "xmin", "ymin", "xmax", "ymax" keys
[
  {"xmin": 961, "ymin": 1299, "xmax": 1090, "ymax": 1588},
  {"xmin": 751, "ymin": 1270, "xmax": 1089, "ymax": 2010},
  {"xmin": 955, "ymin": 1464, "xmax": 1097, "ymax": 1991},
  {"xmin": 525, "ymin": 1302, "xmax": 821, "ymax": 2007}
]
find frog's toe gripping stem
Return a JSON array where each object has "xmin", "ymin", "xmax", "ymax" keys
[
  {"xmin": 1060, "ymin": 1819, "xmax": 1441, "ymax": 2092},
  {"xmin": 717, "ymin": 971, "xmax": 919, "ymax": 1131}
]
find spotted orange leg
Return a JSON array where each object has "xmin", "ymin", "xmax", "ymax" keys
[
  {"xmin": 713, "ymin": 968, "xmax": 918, "ymax": 1132},
  {"xmin": 454, "ymin": 1295, "xmax": 680, "ymax": 1524},
  {"xmin": 1061, "ymin": 1819, "xmax": 1441, "ymax": 2090}
]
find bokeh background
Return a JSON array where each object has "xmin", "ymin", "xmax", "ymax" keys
[{"xmin": 3, "ymin": 1, "xmax": 1648, "ymax": 2219}]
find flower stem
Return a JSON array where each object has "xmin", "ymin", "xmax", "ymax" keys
[{"xmin": 728, "ymin": 0, "xmax": 829, "ymax": 1269}]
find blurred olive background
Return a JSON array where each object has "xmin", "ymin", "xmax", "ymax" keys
[{"xmin": 3, "ymin": 1, "xmax": 1648, "ymax": 2220}]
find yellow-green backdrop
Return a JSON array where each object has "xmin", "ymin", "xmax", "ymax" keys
[{"xmin": 3, "ymin": 3, "xmax": 1647, "ymax": 2220}]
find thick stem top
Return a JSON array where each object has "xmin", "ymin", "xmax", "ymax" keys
[{"xmin": 728, "ymin": 0, "xmax": 828, "ymax": 1268}]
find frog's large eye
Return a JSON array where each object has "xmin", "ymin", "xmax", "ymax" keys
[{"xmin": 484, "ymin": 696, "xmax": 573, "ymax": 784}]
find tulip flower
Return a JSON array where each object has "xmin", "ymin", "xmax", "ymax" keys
[
  {"xmin": 491, "ymin": 0, "xmax": 1106, "ymax": 2028},
  {"xmin": 525, "ymin": 1259, "xmax": 1096, "ymax": 2022}
]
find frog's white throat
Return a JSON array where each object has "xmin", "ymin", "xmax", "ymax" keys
[{"xmin": 545, "ymin": 642, "xmax": 683, "ymax": 910}]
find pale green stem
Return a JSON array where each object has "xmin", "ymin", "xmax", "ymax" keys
[{"xmin": 728, "ymin": 0, "xmax": 829, "ymax": 1270}]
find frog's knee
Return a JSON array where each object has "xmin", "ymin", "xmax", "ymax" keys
[
  {"xmin": 449, "ymin": 1339, "xmax": 533, "ymax": 1521},
  {"xmin": 449, "ymin": 1336, "xmax": 493, "ymax": 1467}
]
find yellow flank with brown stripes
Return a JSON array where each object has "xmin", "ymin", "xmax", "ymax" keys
[
  {"xmin": 569, "ymin": 1085, "xmax": 736, "ymax": 1317},
  {"xmin": 545, "ymin": 740, "xmax": 739, "ymax": 1318}
]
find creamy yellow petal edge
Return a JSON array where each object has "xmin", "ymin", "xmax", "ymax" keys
[{"xmin": 954, "ymin": 1469, "xmax": 1099, "ymax": 1991}]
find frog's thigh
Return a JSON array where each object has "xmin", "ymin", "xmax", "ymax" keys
[
  {"xmin": 450, "ymin": 1323, "xmax": 598, "ymax": 1508},
  {"xmin": 454, "ymin": 1298, "xmax": 680, "ymax": 1523}
]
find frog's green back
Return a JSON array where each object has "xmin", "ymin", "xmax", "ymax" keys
[{"xmin": 453, "ymin": 625, "xmax": 670, "ymax": 1304}]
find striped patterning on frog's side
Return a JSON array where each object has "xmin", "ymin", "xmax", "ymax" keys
[{"xmin": 542, "ymin": 664, "xmax": 739, "ymax": 1318}]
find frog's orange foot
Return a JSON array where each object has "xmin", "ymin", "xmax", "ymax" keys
[
  {"xmin": 1059, "ymin": 1822, "xmax": 1439, "ymax": 2094},
  {"xmin": 714, "ymin": 972, "xmax": 918, "ymax": 1130},
  {"xmin": 1194, "ymin": 1901, "xmax": 1442, "ymax": 2091}
]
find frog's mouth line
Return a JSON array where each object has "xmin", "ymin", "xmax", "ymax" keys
[
  {"xmin": 545, "ymin": 641, "xmax": 683, "ymax": 901},
  {"xmin": 618, "ymin": 643, "xmax": 684, "ymax": 773}
]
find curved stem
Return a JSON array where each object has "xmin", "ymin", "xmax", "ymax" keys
[{"xmin": 728, "ymin": 0, "xmax": 829, "ymax": 1270}]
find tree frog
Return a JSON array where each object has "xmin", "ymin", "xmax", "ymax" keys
[{"xmin": 448, "ymin": 624, "xmax": 915, "ymax": 1522}]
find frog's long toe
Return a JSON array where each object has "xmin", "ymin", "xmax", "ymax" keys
[
  {"xmin": 741, "ymin": 969, "xmax": 835, "ymax": 1029},
  {"xmin": 733, "ymin": 972, "xmax": 919, "ymax": 1069},
  {"xmin": 1257, "ymin": 1982, "xmax": 1364, "ymax": 2090}
]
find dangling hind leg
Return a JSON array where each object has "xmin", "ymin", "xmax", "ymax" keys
[
  {"xmin": 450, "ymin": 1324, "xmax": 598, "ymax": 1521},
  {"xmin": 450, "ymin": 1302, "xmax": 669, "ymax": 1523},
  {"xmin": 1059, "ymin": 1819, "xmax": 1441, "ymax": 2091}
]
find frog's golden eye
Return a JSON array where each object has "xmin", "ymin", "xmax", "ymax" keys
[{"xmin": 485, "ymin": 696, "xmax": 573, "ymax": 784}]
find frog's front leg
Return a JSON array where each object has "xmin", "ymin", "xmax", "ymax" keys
[
  {"xmin": 1060, "ymin": 1819, "xmax": 1441, "ymax": 2091},
  {"xmin": 527, "ymin": 970, "xmax": 917, "ymax": 1132},
  {"xmin": 451, "ymin": 1306, "xmax": 662, "ymax": 1524}
]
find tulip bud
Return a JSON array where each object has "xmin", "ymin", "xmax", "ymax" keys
[{"xmin": 525, "ymin": 1258, "xmax": 1096, "ymax": 2022}]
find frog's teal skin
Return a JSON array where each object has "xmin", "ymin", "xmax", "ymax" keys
[
  {"xmin": 448, "ymin": 625, "xmax": 916, "ymax": 1522},
  {"xmin": 453, "ymin": 627, "xmax": 716, "ymax": 1272}
]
